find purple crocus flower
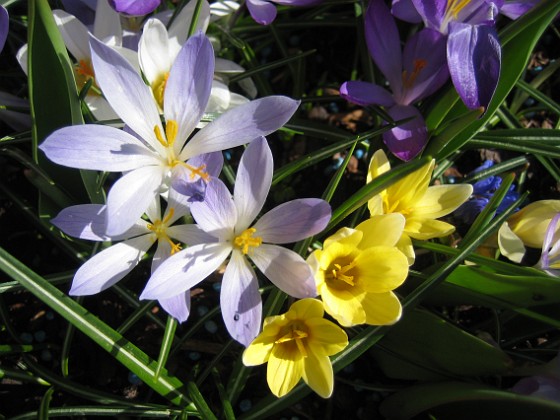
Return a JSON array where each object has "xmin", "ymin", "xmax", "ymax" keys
[
  {"xmin": 52, "ymin": 188, "xmax": 215, "ymax": 322},
  {"xmin": 109, "ymin": 0, "xmax": 160, "ymax": 16},
  {"xmin": 140, "ymin": 137, "xmax": 331, "ymax": 346},
  {"xmin": 0, "ymin": 5, "xmax": 8, "ymax": 54},
  {"xmin": 534, "ymin": 212, "xmax": 560, "ymax": 276},
  {"xmin": 40, "ymin": 32, "xmax": 300, "ymax": 236},
  {"xmin": 340, "ymin": 0, "xmax": 448, "ymax": 161},
  {"xmin": 402, "ymin": 0, "xmax": 502, "ymax": 111},
  {"xmin": 247, "ymin": 0, "xmax": 322, "ymax": 25}
]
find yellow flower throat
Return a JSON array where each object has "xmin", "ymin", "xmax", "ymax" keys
[
  {"xmin": 147, "ymin": 208, "xmax": 182, "ymax": 254},
  {"xmin": 275, "ymin": 325, "xmax": 309, "ymax": 357},
  {"xmin": 234, "ymin": 228, "xmax": 262, "ymax": 254}
]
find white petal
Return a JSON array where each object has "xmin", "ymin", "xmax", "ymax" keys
[
  {"xmin": 168, "ymin": 0, "xmax": 211, "ymax": 47},
  {"xmin": 159, "ymin": 293, "xmax": 191, "ymax": 323},
  {"xmin": 53, "ymin": 10, "xmax": 91, "ymax": 60},
  {"xmin": 167, "ymin": 224, "xmax": 217, "ymax": 246},
  {"xmin": 93, "ymin": 0, "xmax": 122, "ymax": 46},
  {"xmin": 139, "ymin": 19, "xmax": 173, "ymax": 85},
  {"xmin": 84, "ymin": 95, "xmax": 119, "ymax": 121}
]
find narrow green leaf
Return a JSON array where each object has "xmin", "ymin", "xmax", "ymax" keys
[
  {"xmin": 38, "ymin": 387, "xmax": 55, "ymax": 420},
  {"xmin": 155, "ymin": 317, "xmax": 178, "ymax": 381},
  {"xmin": 473, "ymin": 128, "xmax": 560, "ymax": 143},
  {"xmin": 515, "ymin": 78, "xmax": 560, "ymax": 116}
]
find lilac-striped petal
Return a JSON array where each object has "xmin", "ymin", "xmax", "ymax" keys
[
  {"xmin": 339, "ymin": 81, "xmax": 396, "ymax": 107},
  {"xmin": 52, "ymin": 204, "xmax": 109, "ymax": 241},
  {"xmin": 382, "ymin": 105, "xmax": 427, "ymax": 161},
  {"xmin": 251, "ymin": 244, "xmax": 317, "ymax": 298},
  {"xmin": 109, "ymin": 0, "xmax": 160, "ymax": 16},
  {"xmin": 89, "ymin": 35, "xmax": 164, "ymax": 153},
  {"xmin": 500, "ymin": 1, "xmax": 539, "ymax": 20},
  {"xmin": 399, "ymin": 28, "xmax": 449, "ymax": 104},
  {"xmin": 159, "ymin": 293, "xmax": 191, "ymax": 323},
  {"xmin": 140, "ymin": 242, "xmax": 231, "ymax": 299},
  {"xmin": 167, "ymin": 224, "xmax": 217, "ymax": 246},
  {"xmin": 179, "ymin": 96, "xmax": 299, "ymax": 160},
  {"xmin": 447, "ymin": 22, "xmax": 501, "ymax": 110},
  {"xmin": 40, "ymin": 124, "xmax": 160, "ymax": 171},
  {"xmin": 221, "ymin": 250, "xmax": 262, "ymax": 346},
  {"xmin": 171, "ymin": 152, "xmax": 224, "ymax": 199},
  {"xmin": 365, "ymin": 0, "xmax": 403, "ymax": 93},
  {"xmin": 411, "ymin": 0, "xmax": 447, "ymax": 31},
  {"xmin": 246, "ymin": 0, "xmax": 277, "ymax": 25},
  {"xmin": 165, "ymin": 33, "xmax": 215, "ymax": 154},
  {"xmin": 105, "ymin": 165, "xmax": 165, "ymax": 236},
  {"xmin": 234, "ymin": 137, "xmax": 273, "ymax": 232},
  {"xmin": 70, "ymin": 235, "xmax": 154, "ymax": 295},
  {"xmin": 254, "ymin": 199, "xmax": 331, "ymax": 244},
  {"xmin": 190, "ymin": 178, "xmax": 236, "ymax": 241},
  {"xmin": 152, "ymin": 239, "xmax": 171, "ymax": 273},
  {"xmin": 165, "ymin": 187, "xmax": 191, "ymax": 223},
  {"xmin": 0, "ymin": 6, "xmax": 8, "ymax": 54},
  {"xmin": 391, "ymin": 0, "xmax": 422, "ymax": 23}
]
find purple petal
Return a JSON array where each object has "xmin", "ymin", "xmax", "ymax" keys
[
  {"xmin": 180, "ymin": 96, "xmax": 299, "ymax": 160},
  {"xmin": 70, "ymin": 235, "xmax": 153, "ymax": 296},
  {"xmin": 221, "ymin": 251, "xmax": 262, "ymax": 346},
  {"xmin": 159, "ymin": 293, "xmax": 191, "ymax": 323},
  {"xmin": 0, "ymin": 6, "xmax": 8, "ymax": 54},
  {"xmin": 52, "ymin": 204, "xmax": 109, "ymax": 241},
  {"xmin": 190, "ymin": 178, "xmax": 236, "ymax": 241},
  {"xmin": 339, "ymin": 81, "xmax": 395, "ymax": 107},
  {"xmin": 365, "ymin": 0, "xmax": 403, "ymax": 93},
  {"xmin": 140, "ymin": 243, "xmax": 231, "ymax": 299},
  {"xmin": 411, "ymin": 0, "xmax": 446, "ymax": 30},
  {"xmin": 109, "ymin": 0, "xmax": 160, "ymax": 16},
  {"xmin": 234, "ymin": 137, "xmax": 273, "ymax": 232},
  {"xmin": 399, "ymin": 28, "xmax": 449, "ymax": 104},
  {"xmin": 250, "ymin": 244, "xmax": 317, "ymax": 298},
  {"xmin": 500, "ymin": 1, "xmax": 539, "ymax": 20},
  {"xmin": 391, "ymin": 0, "xmax": 422, "ymax": 23},
  {"xmin": 165, "ymin": 33, "xmax": 215, "ymax": 154},
  {"xmin": 447, "ymin": 22, "xmax": 501, "ymax": 110},
  {"xmin": 254, "ymin": 199, "xmax": 331, "ymax": 244},
  {"xmin": 39, "ymin": 125, "xmax": 160, "ymax": 171},
  {"xmin": 89, "ymin": 35, "xmax": 164, "ymax": 153},
  {"xmin": 246, "ymin": 0, "xmax": 278, "ymax": 25},
  {"xmin": 382, "ymin": 105, "xmax": 427, "ymax": 161},
  {"xmin": 105, "ymin": 165, "xmax": 164, "ymax": 236},
  {"xmin": 171, "ymin": 152, "xmax": 224, "ymax": 200}
]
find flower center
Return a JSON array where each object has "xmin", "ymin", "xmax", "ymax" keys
[
  {"xmin": 153, "ymin": 120, "xmax": 210, "ymax": 181},
  {"xmin": 402, "ymin": 59, "xmax": 427, "ymax": 90},
  {"xmin": 152, "ymin": 72, "xmax": 169, "ymax": 110},
  {"xmin": 384, "ymin": 197, "xmax": 412, "ymax": 216},
  {"xmin": 328, "ymin": 261, "xmax": 357, "ymax": 287},
  {"xmin": 234, "ymin": 228, "xmax": 262, "ymax": 255},
  {"xmin": 147, "ymin": 208, "xmax": 182, "ymax": 254},
  {"xmin": 446, "ymin": 0, "xmax": 471, "ymax": 19},
  {"xmin": 275, "ymin": 326, "xmax": 309, "ymax": 357},
  {"xmin": 74, "ymin": 59, "xmax": 99, "ymax": 96}
]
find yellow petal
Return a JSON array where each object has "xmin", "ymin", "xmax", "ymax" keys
[
  {"xmin": 361, "ymin": 291, "xmax": 402, "ymax": 325},
  {"xmin": 323, "ymin": 227, "xmax": 363, "ymax": 249},
  {"xmin": 498, "ymin": 221, "xmax": 526, "ymax": 263},
  {"xmin": 368, "ymin": 194, "xmax": 384, "ymax": 216},
  {"xmin": 301, "ymin": 351, "xmax": 335, "ymax": 398},
  {"xmin": 267, "ymin": 347, "xmax": 304, "ymax": 398},
  {"xmin": 320, "ymin": 284, "xmax": 366, "ymax": 327},
  {"xmin": 508, "ymin": 200, "xmax": 560, "ymax": 248},
  {"xmin": 306, "ymin": 318, "xmax": 348, "ymax": 355},
  {"xmin": 288, "ymin": 298, "xmax": 324, "ymax": 320},
  {"xmin": 242, "ymin": 338, "xmax": 275, "ymax": 366},
  {"xmin": 367, "ymin": 149, "xmax": 391, "ymax": 183},
  {"xmin": 412, "ymin": 184, "xmax": 473, "ymax": 219},
  {"xmin": 385, "ymin": 160, "xmax": 435, "ymax": 213},
  {"xmin": 397, "ymin": 233, "xmax": 415, "ymax": 265},
  {"xmin": 354, "ymin": 246, "xmax": 408, "ymax": 293},
  {"xmin": 356, "ymin": 214, "xmax": 405, "ymax": 248},
  {"xmin": 405, "ymin": 217, "xmax": 456, "ymax": 240}
]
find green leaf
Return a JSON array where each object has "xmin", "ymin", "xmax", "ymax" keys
[{"xmin": 38, "ymin": 387, "xmax": 55, "ymax": 420}]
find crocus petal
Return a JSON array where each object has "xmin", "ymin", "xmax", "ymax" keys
[
  {"xmin": 84, "ymin": 95, "xmax": 119, "ymax": 121},
  {"xmin": 140, "ymin": 242, "xmax": 231, "ymax": 299},
  {"xmin": 254, "ymin": 199, "xmax": 331, "ymax": 244},
  {"xmin": 242, "ymin": 333, "xmax": 275, "ymax": 365},
  {"xmin": 190, "ymin": 178, "xmax": 236, "ymax": 241},
  {"xmin": 171, "ymin": 152, "xmax": 224, "ymax": 200},
  {"xmin": 355, "ymin": 246, "xmax": 408, "ymax": 293},
  {"xmin": 251, "ymin": 244, "xmax": 317, "ymax": 298},
  {"xmin": 70, "ymin": 235, "xmax": 154, "ymax": 295},
  {"xmin": 413, "ymin": 184, "xmax": 474, "ymax": 219},
  {"xmin": 0, "ymin": 6, "xmax": 8, "ymax": 53},
  {"xmin": 397, "ymin": 233, "xmax": 416, "ymax": 265},
  {"xmin": 268, "ymin": 347, "xmax": 304, "ymax": 397},
  {"xmin": 109, "ymin": 0, "xmax": 160, "ymax": 16},
  {"xmin": 246, "ymin": 0, "xmax": 278, "ymax": 25},
  {"xmin": 382, "ymin": 105, "xmax": 428, "ymax": 161},
  {"xmin": 139, "ymin": 19, "xmax": 174, "ymax": 85},
  {"xmin": 53, "ymin": 10, "xmax": 91, "ymax": 60},
  {"xmin": 305, "ymin": 317, "xmax": 349, "ymax": 355},
  {"xmin": 411, "ymin": 0, "xmax": 447, "ymax": 31},
  {"xmin": 40, "ymin": 124, "xmax": 159, "ymax": 171},
  {"xmin": 165, "ymin": 33, "xmax": 215, "ymax": 153},
  {"xmin": 320, "ymin": 285, "xmax": 365, "ymax": 327},
  {"xmin": 355, "ymin": 214, "xmax": 405, "ymax": 249},
  {"xmin": 447, "ymin": 22, "xmax": 501, "ymax": 110},
  {"xmin": 89, "ymin": 35, "xmax": 164, "ymax": 153},
  {"xmin": 152, "ymin": 239, "xmax": 171, "ymax": 273},
  {"xmin": 498, "ymin": 221, "xmax": 526, "ymax": 263},
  {"xmin": 365, "ymin": 0, "xmax": 403, "ymax": 93},
  {"xmin": 165, "ymin": 187, "xmax": 193, "ymax": 223},
  {"xmin": 500, "ymin": 1, "xmax": 539, "ymax": 20},
  {"xmin": 234, "ymin": 137, "xmax": 273, "ymax": 232},
  {"xmin": 221, "ymin": 250, "xmax": 263, "ymax": 346},
  {"xmin": 301, "ymin": 351, "xmax": 333, "ymax": 398},
  {"xmin": 366, "ymin": 149, "xmax": 391, "ymax": 183},
  {"xmin": 361, "ymin": 291, "xmax": 402, "ymax": 325},
  {"xmin": 405, "ymin": 217, "xmax": 456, "ymax": 240},
  {"xmin": 105, "ymin": 165, "xmax": 164, "ymax": 236},
  {"xmin": 93, "ymin": 0, "xmax": 122, "ymax": 46},
  {"xmin": 159, "ymin": 293, "xmax": 191, "ymax": 323},
  {"xmin": 167, "ymin": 224, "xmax": 217, "ymax": 246},
  {"xmin": 180, "ymin": 96, "xmax": 299, "ymax": 160},
  {"xmin": 339, "ymin": 81, "xmax": 396, "ymax": 107},
  {"xmin": 391, "ymin": 0, "xmax": 422, "ymax": 23},
  {"xmin": 167, "ymin": 0, "xmax": 211, "ymax": 47}
]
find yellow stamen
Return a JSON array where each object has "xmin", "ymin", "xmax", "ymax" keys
[
  {"xmin": 275, "ymin": 328, "xmax": 308, "ymax": 358},
  {"xmin": 147, "ymin": 208, "xmax": 182, "ymax": 254},
  {"xmin": 402, "ymin": 58, "xmax": 428, "ymax": 90},
  {"xmin": 154, "ymin": 120, "xmax": 178, "ymax": 148},
  {"xmin": 172, "ymin": 161, "xmax": 210, "ymax": 182},
  {"xmin": 74, "ymin": 59, "xmax": 98, "ymax": 95},
  {"xmin": 234, "ymin": 228, "xmax": 262, "ymax": 254},
  {"xmin": 153, "ymin": 72, "xmax": 169, "ymax": 110},
  {"xmin": 330, "ymin": 261, "xmax": 357, "ymax": 286},
  {"xmin": 446, "ymin": 0, "xmax": 472, "ymax": 19}
]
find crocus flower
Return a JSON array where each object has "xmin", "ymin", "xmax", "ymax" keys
[
  {"xmin": 52, "ymin": 188, "xmax": 215, "ymax": 322},
  {"xmin": 340, "ymin": 0, "xmax": 449, "ymax": 161},
  {"xmin": 405, "ymin": 0, "xmax": 502, "ymax": 111},
  {"xmin": 0, "ymin": 91, "xmax": 31, "ymax": 132},
  {"xmin": 247, "ymin": 0, "xmax": 323, "ymax": 25},
  {"xmin": 307, "ymin": 214, "xmax": 408, "ymax": 327},
  {"xmin": 109, "ymin": 0, "xmax": 160, "ymax": 16},
  {"xmin": 0, "ymin": 5, "xmax": 8, "ymax": 54},
  {"xmin": 140, "ymin": 137, "xmax": 331, "ymax": 346},
  {"xmin": 535, "ymin": 212, "xmax": 560, "ymax": 276},
  {"xmin": 40, "ymin": 32, "xmax": 300, "ymax": 237},
  {"xmin": 242, "ymin": 298, "xmax": 348, "ymax": 398},
  {"xmin": 499, "ymin": 200, "xmax": 560, "ymax": 263},
  {"xmin": 512, "ymin": 353, "xmax": 560, "ymax": 403},
  {"xmin": 368, "ymin": 149, "xmax": 473, "ymax": 263}
]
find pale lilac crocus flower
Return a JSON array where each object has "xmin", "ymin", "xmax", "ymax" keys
[
  {"xmin": 140, "ymin": 137, "xmax": 331, "ymax": 346},
  {"xmin": 401, "ymin": 0, "xmax": 502, "ymax": 111},
  {"xmin": 0, "ymin": 5, "xmax": 8, "ymax": 53},
  {"xmin": 247, "ymin": 0, "xmax": 322, "ymax": 25},
  {"xmin": 40, "ymin": 32, "xmax": 300, "ymax": 237},
  {"xmin": 52, "ymin": 188, "xmax": 215, "ymax": 322},
  {"xmin": 109, "ymin": 0, "xmax": 160, "ymax": 16},
  {"xmin": 535, "ymin": 212, "xmax": 560, "ymax": 277},
  {"xmin": 340, "ymin": 0, "xmax": 448, "ymax": 161}
]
